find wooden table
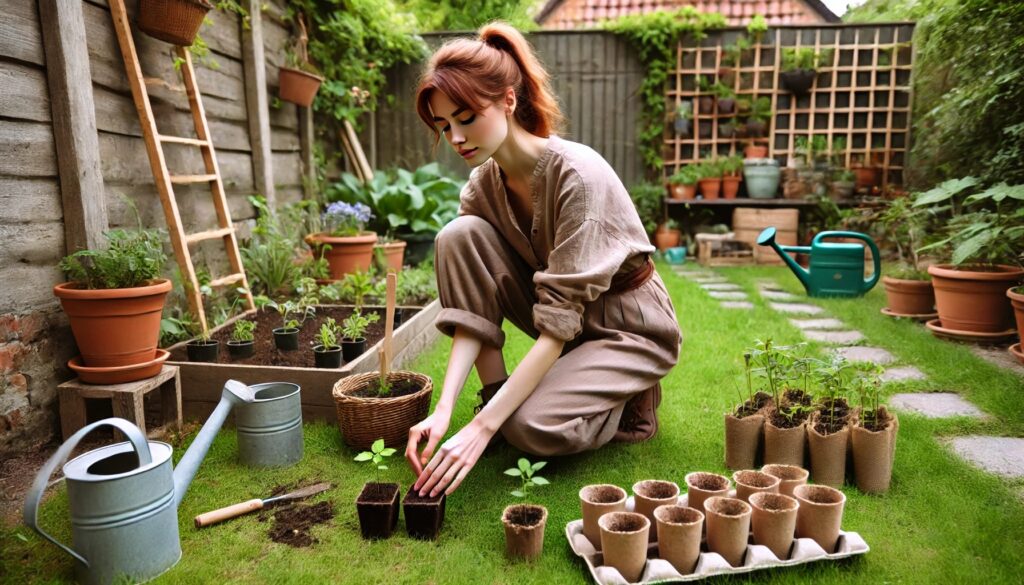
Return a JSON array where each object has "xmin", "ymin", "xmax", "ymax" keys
[{"xmin": 57, "ymin": 365, "xmax": 182, "ymax": 440}]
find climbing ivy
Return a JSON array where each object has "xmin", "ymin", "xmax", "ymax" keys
[{"xmin": 603, "ymin": 8, "xmax": 726, "ymax": 177}]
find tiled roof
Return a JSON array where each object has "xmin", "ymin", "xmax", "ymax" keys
[{"xmin": 535, "ymin": 0, "xmax": 840, "ymax": 29}]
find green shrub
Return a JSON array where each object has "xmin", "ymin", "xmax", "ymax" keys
[
  {"xmin": 231, "ymin": 319, "xmax": 256, "ymax": 343},
  {"xmin": 60, "ymin": 229, "xmax": 167, "ymax": 289}
]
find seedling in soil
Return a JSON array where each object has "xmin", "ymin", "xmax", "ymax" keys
[
  {"xmin": 354, "ymin": 438, "xmax": 401, "ymax": 539},
  {"xmin": 734, "ymin": 351, "xmax": 772, "ymax": 417},
  {"xmin": 342, "ymin": 309, "xmax": 379, "ymax": 340},
  {"xmin": 355, "ymin": 438, "xmax": 396, "ymax": 484},
  {"xmin": 850, "ymin": 363, "xmax": 889, "ymax": 431},
  {"xmin": 312, "ymin": 317, "xmax": 340, "ymax": 349},
  {"xmin": 504, "ymin": 458, "xmax": 550, "ymax": 498},
  {"xmin": 231, "ymin": 319, "xmax": 255, "ymax": 343},
  {"xmin": 813, "ymin": 354, "xmax": 854, "ymax": 434},
  {"xmin": 340, "ymin": 271, "xmax": 376, "ymax": 310}
]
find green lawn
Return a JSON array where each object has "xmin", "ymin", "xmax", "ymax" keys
[{"xmin": 3, "ymin": 264, "xmax": 1023, "ymax": 584}]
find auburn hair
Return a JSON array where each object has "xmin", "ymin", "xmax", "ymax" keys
[{"xmin": 415, "ymin": 22, "xmax": 564, "ymax": 145}]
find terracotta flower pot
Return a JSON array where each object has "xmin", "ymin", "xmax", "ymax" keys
[
  {"xmin": 851, "ymin": 407, "xmax": 899, "ymax": 494},
  {"xmin": 654, "ymin": 228, "xmax": 682, "ymax": 251},
  {"xmin": 376, "ymin": 240, "xmax": 407, "ymax": 272},
  {"xmin": 853, "ymin": 166, "xmax": 879, "ymax": 190},
  {"xmin": 598, "ymin": 512, "xmax": 650, "ymax": 583},
  {"xmin": 704, "ymin": 496, "xmax": 751, "ymax": 567},
  {"xmin": 502, "ymin": 504, "xmax": 547, "ymax": 561},
  {"xmin": 137, "ymin": 0, "xmax": 212, "ymax": 46},
  {"xmin": 928, "ymin": 264, "xmax": 1024, "ymax": 333},
  {"xmin": 744, "ymin": 143, "xmax": 769, "ymax": 157},
  {"xmin": 1009, "ymin": 287, "xmax": 1024, "ymax": 334},
  {"xmin": 279, "ymin": 66, "xmax": 324, "ymax": 107},
  {"xmin": 698, "ymin": 178, "xmax": 722, "ymax": 200},
  {"xmin": 722, "ymin": 176, "xmax": 741, "ymax": 199},
  {"xmin": 306, "ymin": 232, "xmax": 378, "ymax": 281},
  {"xmin": 732, "ymin": 470, "xmax": 780, "ymax": 503},
  {"xmin": 793, "ymin": 484, "xmax": 846, "ymax": 553},
  {"xmin": 632, "ymin": 480, "xmax": 680, "ymax": 542},
  {"xmin": 763, "ymin": 418, "xmax": 807, "ymax": 467},
  {"xmin": 669, "ymin": 183, "xmax": 697, "ymax": 200},
  {"xmin": 579, "ymin": 484, "xmax": 627, "ymax": 548},
  {"xmin": 684, "ymin": 472, "xmax": 731, "ymax": 515},
  {"xmin": 654, "ymin": 505, "xmax": 703, "ymax": 575},
  {"xmin": 53, "ymin": 279, "xmax": 171, "ymax": 368},
  {"xmin": 883, "ymin": 276, "xmax": 936, "ymax": 316},
  {"xmin": 724, "ymin": 412, "xmax": 764, "ymax": 469},
  {"xmin": 807, "ymin": 413, "xmax": 850, "ymax": 488},
  {"xmin": 760, "ymin": 464, "xmax": 809, "ymax": 497},
  {"xmin": 749, "ymin": 492, "xmax": 799, "ymax": 561}
]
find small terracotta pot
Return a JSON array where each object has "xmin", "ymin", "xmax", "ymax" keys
[
  {"xmin": 698, "ymin": 177, "xmax": 722, "ymax": 200},
  {"xmin": 883, "ymin": 276, "xmax": 935, "ymax": 316},
  {"xmin": 745, "ymin": 144, "xmax": 769, "ymax": 158},
  {"xmin": 704, "ymin": 496, "xmax": 751, "ymax": 567},
  {"xmin": 732, "ymin": 470, "xmax": 780, "ymax": 503},
  {"xmin": 632, "ymin": 480, "xmax": 680, "ymax": 542},
  {"xmin": 579, "ymin": 484, "xmax": 627, "ymax": 548},
  {"xmin": 305, "ymin": 232, "xmax": 378, "ymax": 281},
  {"xmin": 502, "ymin": 504, "xmax": 547, "ymax": 561},
  {"xmin": 722, "ymin": 176, "xmax": 741, "ymax": 199},
  {"xmin": 749, "ymin": 492, "xmax": 799, "ymax": 560},
  {"xmin": 853, "ymin": 165, "xmax": 878, "ymax": 189},
  {"xmin": 724, "ymin": 412, "xmax": 763, "ymax": 469},
  {"xmin": 670, "ymin": 183, "xmax": 697, "ymax": 200},
  {"xmin": 807, "ymin": 415, "xmax": 850, "ymax": 488},
  {"xmin": 763, "ymin": 418, "xmax": 806, "ymax": 467},
  {"xmin": 654, "ymin": 505, "xmax": 703, "ymax": 575},
  {"xmin": 376, "ymin": 240, "xmax": 407, "ymax": 272},
  {"xmin": 599, "ymin": 512, "xmax": 650, "ymax": 582},
  {"xmin": 279, "ymin": 66, "xmax": 324, "ymax": 107},
  {"xmin": 1009, "ymin": 287, "xmax": 1024, "ymax": 334},
  {"xmin": 793, "ymin": 484, "xmax": 846, "ymax": 553},
  {"xmin": 684, "ymin": 472, "xmax": 731, "ymax": 515},
  {"xmin": 851, "ymin": 407, "xmax": 899, "ymax": 494},
  {"xmin": 654, "ymin": 228, "xmax": 682, "ymax": 251},
  {"xmin": 761, "ymin": 464, "xmax": 809, "ymax": 497},
  {"xmin": 928, "ymin": 264, "xmax": 1024, "ymax": 333}
]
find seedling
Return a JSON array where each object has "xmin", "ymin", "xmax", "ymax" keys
[
  {"xmin": 313, "ymin": 317, "xmax": 340, "ymax": 349},
  {"xmin": 850, "ymin": 363, "xmax": 885, "ymax": 430},
  {"xmin": 504, "ymin": 458, "xmax": 550, "ymax": 499},
  {"xmin": 813, "ymin": 354, "xmax": 854, "ymax": 431},
  {"xmin": 231, "ymin": 320, "xmax": 255, "ymax": 343},
  {"xmin": 342, "ymin": 310, "xmax": 380, "ymax": 340},
  {"xmin": 340, "ymin": 271, "xmax": 376, "ymax": 310},
  {"xmin": 354, "ymin": 438, "xmax": 396, "ymax": 485}
]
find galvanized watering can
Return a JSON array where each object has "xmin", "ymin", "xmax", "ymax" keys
[
  {"xmin": 23, "ymin": 380, "xmax": 256, "ymax": 585},
  {"xmin": 236, "ymin": 382, "xmax": 303, "ymax": 467},
  {"xmin": 757, "ymin": 227, "xmax": 881, "ymax": 298}
]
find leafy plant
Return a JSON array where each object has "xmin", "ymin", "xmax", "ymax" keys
[
  {"xmin": 711, "ymin": 81, "xmax": 735, "ymax": 100},
  {"xmin": 849, "ymin": 364, "xmax": 885, "ymax": 430},
  {"xmin": 813, "ymin": 354, "xmax": 855, "ymax": 432},
  {"xmin": 340, "ymin": 271, "xmax": 376, "ymax": 310},
  {"xmin": 722, "ymin": 37, "xmax": 752, "ymax": 68},
  {"xmin": 879, "ymin": 195, "xmax": 931, "ymax": 277},
  {"xmin": 747, "ymin": 14, "xmax": 768, "ymax": 42},
  {"xmin": 60, "ymin": 229, "xmax": 167, "ymax": 290},
  {"xmin": 748, "ymin": 97, "xmax": 772, "ymax": 123},
  {"xmin": 341, "ymin": 310, "xmax": 380, "ymax": 340},
  {"xmin": 313, "ymin": 317, "xmax": 341, "ymax": 349},
  {"xmin": 503, "ymin": 458, "xmax": 549, "ymax": 498},
  {"xmin": 675, "ymin": 100, "xmax": 693, "ymax": 120},
  {"xmin": 721, "ymin": 155, "xmax": 744, "ymax": 176},
  {"xmin": 322, "ymin": 201, "xmax": 373, "ymax": 237},
  {"xmin": 231, "ymin": 319, "xmax": 255, "ymax": 343},
  {"xmin": 395, "ymin": 261, "xmax": 437, "ymax": 306},
  {"xmin": 354, "ymin": 438, "xmax": 396, "ymax": 485},
  {"xmin": 795, "ymin": 135, "xmax": 830, "ymax": 165},
  {"xmin": 669, "ymin": 165, "xmax": 701, "ymax": 186},
  {"xmin": 781, "ymin": 47, "xmax": 832, "ymax": 71},
  {"xmin": 626, "ymin": 182, "xmax": 665, "ymax": 236},
  {"xmin": 747, "ymin": 338, "xmax": 792, "ymax": 406},
  {"xmin": 267, "ymin": 297, "xmax": 315, "ymax": 331},
  {"xmin": 915, "ymin": 179, "xmax": 1024, "ymax": 267}
]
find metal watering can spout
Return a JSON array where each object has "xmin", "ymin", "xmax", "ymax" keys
[
  {"xmin": 757, "ymin": 227, "xmax": 812, "ymax": 291},
  {"xmin": 173, "ymin": 379, "xmax": 254, "ymax": 508}
]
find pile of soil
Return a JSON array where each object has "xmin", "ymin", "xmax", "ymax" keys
[
  {"xmin": 734, "ymin": 391, "xmax": 774, "ymax": 418},
  {"xmin": 169, "ymin": 306, "xmax": 419, "ymax": 368},
  {"xmin": 268, "ymin": 501, "xmax": 334, "ymax": 548},
  {"xmin": 505, "ymin": 505, "xmax": 544, "ymax": 528},
  {"xmin": 350, "ymin": 377, "xmax": 424, "ymax": 399}
]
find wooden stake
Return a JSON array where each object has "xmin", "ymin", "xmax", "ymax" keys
[{"xmin": 379, "ymin": 271, "xmax": 397, "ymax": 384}]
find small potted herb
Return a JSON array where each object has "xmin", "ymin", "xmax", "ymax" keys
[
  {"xmin": 673, "ymin": 100, "xmax": 693, "ymax": 136},
  {"xmin": 340, "ymin": 310, "xmax": 380, "ymax": 362},
  {"xmin": 849, "ymin": 365, "xmax": 899, "ymax": 493},
  {"xmin": 668, "ymin": 165, "xmax": 700, "ymax": 200},
  {"xmin": 697, "ymin": 159, "xmax": 723, "ymax": 200},
  {"xmin": 501, "ymin": 458, "xmax": 550, "ymax": 561},
  {"xmin": 721, "ymin": 156, "xmax": 744, "ymax": 199},
  {"xmin": 780, "ymin": 47, "xmax": 830, "ymax": 95},
  {"xmin": 744, "ymin": 97, "xmax": 772, "ymax": 143},
  {"xmin": 353, "ymin": 438, "xmax": 401, "ymax": 539},
  {"xmin": 226, "ymin": 319, "xmax": 255, "ymax": 359},
  {"xmin": 311, "ymin": 317, "xmax": 342, "ymax": 368},
  {"xmin": 186, "ymin": 328, "xmax": 219, "ymax": 363},
  {"xmin": 697, "ymin": 77, "xmax": 716, "ymax": 115},
  {"xmin": 725, "ymin": 348, "xmax": 773, "ymax": 469},
  {"xmin": 807, "ymin": 354, "xmax": 855, "ymax": 488},
  {"xmin": 267, "ymin": 299, "xmax": 315, "ymax": 351},
  {"xmin": 879, "ymin": 195, "xmax": 935, "ymax": 317},
  {"xmin": 712, "ymin": 82, "xmax": 736, "ymax": 114}
]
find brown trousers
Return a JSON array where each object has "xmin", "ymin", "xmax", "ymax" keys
[{"xmin": 435, "ymin": 216, "xmax": 681, "ymax": 456}]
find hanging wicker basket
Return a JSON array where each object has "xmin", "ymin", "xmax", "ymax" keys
[
  {"xmin": 137, "ymin": 0, "xmax": 214, "ymax": 47},
  {"xmin": 333, "ymin": 371, "xmax": 433, "ymax": 449}
]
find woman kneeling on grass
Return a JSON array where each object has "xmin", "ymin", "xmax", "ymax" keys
[{"xmin": 406, "ymin": 22, "xmax": 682, "ymax": 497}]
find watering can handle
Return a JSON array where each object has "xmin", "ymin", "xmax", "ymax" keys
[
  {"xmin": 22, "ymin": 418, "xmax": 152, "ymax": 567},
  {"xmin": 814, "ymin": 230, "xmax": 882, "ymax": 287}
]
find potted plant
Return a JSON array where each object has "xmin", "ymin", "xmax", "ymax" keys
[
  {"xmin": 780, "ymin": 47, "xmax": 828, "ymax": 95},
  {"xmin": 807, "ymin": 354, "xmax": 854, "ymax": 488},
  {"xmin": 712, "ymin": 82, "xmax": 736, "ymax": 114},
  {"xmin": 879, "ymin": 195, "xmax": 935, "ymax": 317},
  {"xmin": 755, "ymin": 341, "xmax": 812, "ymax": 467},
  {"xmin": 305, "ymin": 201, "xmax": 378, "ymax": 281},
  {"xmin": 332, "ymin": 362, "xmax": 434, "ymax": 450},
  {"xmin": 850, "ymin": 365, "xmax": 899, "ymax": 493},
  {"xmin": 832, "ymin": 170, "xmax": 856, "ymax": 200},
  {"xmin": 720, "ymin": 37, "xmax": 751, "ymax": 77},
  {"xmin": 673, "ymin": 100, "xmax": 693, "ymax": 136},
  {"xmin": 186, "ymin": 328, "xmax": 219, "ymax": 363},
  {"xmin": 374, "ymin": 235, "xmax": 407, "ymax": 273},
  {"xmin": 311, "ymin": 317, "xmax": 342, "ymax": 369},
  {"xmin": 719, "ymin": 116, "xmax": 738, "ymax": 139},
  {"xmin": 724, "ymin": 350, "xmax": 773, "ymax": 470},
  {"xmin": 744, "ymin": 97, "xmax": 772, "ymax": 144},
  {"xmin": 279, "ymin": 15, "xmax": 324, "ymax": 107},
  {"xmin": 697, "ymin": 159, "xmax": 723, "ymax": 200},
  {"xmin": 1010, "ymin": 283, "xmax": 1024, "ymax": 363},
  {"xmin": 697, "ymin": 77, "xmax": 716, "ymax": 115},
  {"xmin": 668, "ymin": 166, "xmax": 700, "ymax": 200},
  {"xmin": 721, "ymin": 156, "xmax": 743, "ymax": 199},
  {"xmin": 743, "ymin": 158, "xmax": 781, "ymax": 199},
  {"xmin": 654, "ymin": 218, "xmax": 682, "ymax": 251},
  {"xmin": 227, "ymin": 319, "xmax": 255, "ymax": 360},
  {"xmin": 137, "ymin": 0, "xmax": 213, "ymax": 47},
  {"xmin": 266, "ymin": 298, "xmax": 315, "ymax": 351},
  {"xmin": 851, "ymin": 152, "xmax": 880, "ymax": 191},
  {"xmin": 353, "ymin": 438, "xmax": 401, "ymax": 539},
  {"xmin": 55, "ymin": 228, "xmax": 172, "ymax": 375},
  {"xmin": 340, "ymin": 309, "xmax": 380, "ymax": 362},
  {"xmin": 502, "ymin": 458, "xmax": 550, "ymax": 561},
  {"xmin": 915, "ymin": 178, "xmax": 1024, "ymax": 333}
]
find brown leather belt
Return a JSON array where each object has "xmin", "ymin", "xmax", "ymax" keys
[{"xmin": 608, "ymin": 255, "xmax": 654, "ymax": 294}]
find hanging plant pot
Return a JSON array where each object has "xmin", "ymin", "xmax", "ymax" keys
[
  {"xmin": 719, "ymin": 122, "xmax": 738, "ymax": 138},
  {"xmin": 305, "ymin": 232, "xmax": 378, "ymax": 281},
  {"xmin": 279, "ymin": 67, "xmax": 324, "ymax": 107},
  {"xmin": 928, "ymin": 264, "xmax": 1024, "ymax": 333},
  {"xmin": 674, "ymin": 117, "xmax": 692, "ymax": 136},
  {"xmin": 272, "ymin": 327, "xmax": 300, "ymax": 351},
  {"xmin": 137, "ymin": 0, "xmax": 213, "ymax": 46},
  {"xmin": 882, "ymin": 276, "xmax": 935, "ymax": 317},
  {"xmin": 313, "ymin": 345, "xmax": 342, "ymax": 369},
  {"xmin": 718, "ymin": 98, "xmax": 736, "ymax": 115},
  {"xmin": 226, "ymin": 340, "xmax": 254, "ymax": 360},
  {"xmin": 698, "ymin": 95, "xmax": 715, "ymax": 115},
  {"xmin": 780, "ymin": 68, "xmax": 816, "ymax": 95}
]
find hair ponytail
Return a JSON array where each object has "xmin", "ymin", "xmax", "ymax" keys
[{"xmin": 416, "ymin": 21, "xmax": 564, "ymax": 144}]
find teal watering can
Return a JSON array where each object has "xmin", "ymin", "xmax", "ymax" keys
[{"xmin": 757, "ymin": 228, "xmax": 881, "ymax": 298}]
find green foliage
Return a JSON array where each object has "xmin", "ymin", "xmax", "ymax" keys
[
  {"xmin": 395, "ymin": 261, "xmax": 438, "ymax": 306},
  {"xmin": 626, "ymin": 182, "xmax": 665, "ymax": 236},
  {"xmin": 397, "ymin": 0, "xmax": 538, "ymax": 32},
  {"xmin": 722, "ymin": 37, "xmax": 752, "ymax": 68},
  {"xmin": 721, "ymin": 155, "xmax": 743, "ymax": 175},
  {"xmin": 241, "ymin": 196, "xmax": 325, "ymax": 299},
  {"xmin": 341, "ymin": 309, "xmax": 380, "ymax": 340},
  {"xmin": 354, "ymin": 438, "xmax": 396, "ymax": 484},
  {"xmin": 915, "ymin": 180, "xmax": 1024, "ymax": 267},
  {"xmin": 669, "ymin": 165, "xmax": 700, "ymax": 186},
  {"xmin": 313, "ymin": 317, "xmax": 341, "ymax": 349},
  {"xmin": 747, "ymin": 96, "xmax": 772, "ymax": 123},
  {"xmin": 746, "ymin": 14, "xmax": 768, "ymax": 42},
  {"xmin": 781, "ymin": 47, "xmax": 832, "ymax": 71},
  {"xmin": 675, "ymin": 100, "xmax": 693, "ymax": 120},
  {"xmin": 340, "ymin": 271, "xmax": 376, "ymax": 309},
  {"xmin": 503, "ymin": 457, "xmax": 549, "ymax": 499},
  {"xmin": 603, "ymin": 8, "xmax": 726, "ymax": 175},
  {"xmin": 60, "ymin": 229, "xmax": 167, "ymax": 290},
  {"xmin": 160, "ymin": 314, "xmax": 197, "ymax": 347},
  {"xmin": 879, "ymin": 195, "xmax": 929, "ymax": 274},
  {"xmin": 267, "ymin": 295, "xmax": 316, "ymax": 331},
  {"xmin": 231, "ymin": 319, "xmax": 255, "ymax": 343},
  {"xmin": 710, "ymin": 81, "xmax": 735, "ymax": 100}
]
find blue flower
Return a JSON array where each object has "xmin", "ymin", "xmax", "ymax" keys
[{"xmin": 323, "ymin": 201, "xmax": 373, "ymax": 236}]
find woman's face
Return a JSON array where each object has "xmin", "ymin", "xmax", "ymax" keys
[{"xmin": 428, "ymin": 90, "xmax": 509, "ymax": 167}]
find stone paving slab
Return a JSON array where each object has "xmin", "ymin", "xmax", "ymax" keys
[
  {"xmin": 833, "ymin": 346, "xmax": 896, "ymax": 365},
  {"xmin": 891, "ymin": 393, "xmax": 983, "ymax": 418},
  {"xmin": 948, "ymin": 436, "xmax": 1024, "ymax": 478},
  {"xmin": 769, "ymin": 302, "xmax": 825, "ymax": 315},
  {"xmin": 708, "ymin": 291, "xmax": 748, "ymax": 300},
  {"xmin": 881, "ymin": 365, "xmax": 927, "ymax": 383},
  {"xmin": 720, "ymin": 301, "xmax": 754, "ymax": 310},
  {"xmin": 789, "ymin": 318, "xmax": 846, "ymax": 330},
  {"xmin": 803, "ymin": 329, "xmax": 865, "ymax": 344},
  {"xmin": 760, "ymin": 290, "xmax": 800, "ymax": 301},
  {"xmin": 756, "ymin": 280, "xmax": 783, "ymax": 291},
  {"xmin": 970, "ymin": 346, "xmax": 1024, "ymax": 378},
  {"xmin": 700, "ymin": 283, "xmax": 741, "ymax": 291}
]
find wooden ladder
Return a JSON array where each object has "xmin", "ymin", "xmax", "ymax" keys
[{"xmin": 108, "ymin": 0, "xmax": 254, "ymax": 335}]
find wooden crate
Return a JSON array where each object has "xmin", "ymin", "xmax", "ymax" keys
[{"xmin": 732, "ymin": 207, "xmax": 799, "ymax": 265}]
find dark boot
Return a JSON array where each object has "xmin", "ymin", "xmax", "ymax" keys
[{"xmin": 613, "ymin": 383, "xmax": 662, "ymax": 443}]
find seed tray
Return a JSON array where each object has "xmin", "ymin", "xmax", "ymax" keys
[{"xmin": 565, "ymin": 493, "xmax": 869, "ymax": 584}]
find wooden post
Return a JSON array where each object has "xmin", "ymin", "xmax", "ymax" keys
[
  {"xmin": 299, "ymin": 107, "xmax": 316, "ymax": 199},
  {"xmin": 38, "ymin": 0, "xmax": 108, "ymax": 252},
  {"xmin": 241, "ymin": 0, "xmax": 275, "ymax": 206}
]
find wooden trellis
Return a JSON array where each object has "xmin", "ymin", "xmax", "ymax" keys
[{"xmin": 665, "ymin": 24, "xmax": 914, "ymax": 191}]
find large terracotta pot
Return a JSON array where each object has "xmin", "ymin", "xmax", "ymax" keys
[
  {"xmin": 654, "ymin": 228, "xmax": 681, "ymax": 251},
  {"xmin": 928, "ymin": 264, "xmax": 1024, "ymax": 332},
  {"xmin": 53, "ymin": 279, "xmax": 172, "ymax": 368},
  {"xmin": 279, "ymin": 67, "xmax": 324, "ymax": 107},
  {"xmin": 1008, "ymin": 287, "xmax": 1024, "ymax": 334},
  {"xmin": 377, "ymin": 240, "xmax": 407, "ymax": 272},
  {"xmin": 882, "ymin": 276, "xmax": 935, "ymax": 316},
  {"xmin": 306, "ymin": 232, "xmax": 378, "ymax": 280}
]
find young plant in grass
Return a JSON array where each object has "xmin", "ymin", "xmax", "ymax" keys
[{"xmin": 504, "ymin": 458, "xmax": 550, "ymax": 499}]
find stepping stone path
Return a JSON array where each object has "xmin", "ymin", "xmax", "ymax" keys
[
  {"xmin": 769, "ymin": 302, "xmax": 825, "ymax": 315},
  {"xmin": 789, "ymin": 317, "xmax": 846, "ymax": 330},
  {"xmin": 881, "ymin": 365, "xmax": 927, "ymax": 383},
  {"xmin": 720, "ymin": 301, "xmax": 755, "ymax": 310},
  {"xmin": 701, "ymin": 283, "xmax": 742, "ymax": 291},
  {"xmin": 707, "ymin": 291, "xmax": 748, "ymax": 300},
  {"xmin": 891, "ymin": 393, "xmax": 983, "ymax": 419},
  {"xmin": 760, "ymin": 290, "xmax": 800, "ymax": 301},
  {"xmin": 803, "ymin": 329, "xmax": 865, "ymax": 344},
  {"xmin": 691, "ymin": 276, "xmax": 728, "ymax": 283},
  {"xmin": 833, "ymin": 346, "xmax": 895, "ymax": 365},
  {"xmin": 948, "ymin": 437, "xmax": 1024, "ymax": 479}
]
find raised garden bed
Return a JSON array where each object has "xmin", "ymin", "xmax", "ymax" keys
[{"xmin": 167, "ymin": 300, "xmax": 441, "ymax": 422}]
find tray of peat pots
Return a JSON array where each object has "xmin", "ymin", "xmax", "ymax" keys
[
  {"xmin": 850, "ymin": 367, "xmax": 899, "ymax": 494},
  {"xmin": 566, "ymin": 475, "xmax": 868, "ymax": 583},
  {"xmin": 502, "ymin": 457, "xmax": 551, "ymax": 561}
]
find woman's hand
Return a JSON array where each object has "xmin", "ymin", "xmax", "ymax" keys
[
  {"xmin": 413, "ymin": 418, "xmax": 496, "ymax": 497},
  {"xmin": 405, "ymin": 410, "xmax": 453, "ymax": 477}
]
